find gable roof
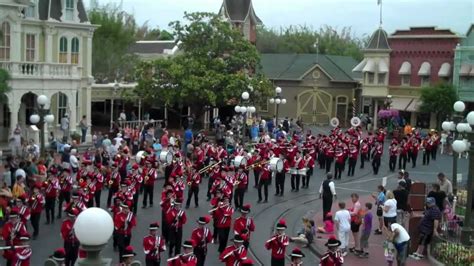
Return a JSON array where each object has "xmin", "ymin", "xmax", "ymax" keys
[
  {"xmin": 221, "ymin": 0, "xmax": 262, "ymax": 24},
  {"xmin": 38, "ymin": 0, "xmax": 88, "ymax": 22},
  {"xmin": 129, "ymin": 41, "xmax": 177, "ymax": 54},
  {"xmin": 366, "ymin": 27, "xmax": 390, "ymax": 50},
  {"xmin": 260, "ymin": 54, "xmax": 361, "ymax": 82}
]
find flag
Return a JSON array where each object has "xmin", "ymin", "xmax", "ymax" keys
[{"xmin": 378, "ymin": 0, "xmax": 382, "ymax": 5}]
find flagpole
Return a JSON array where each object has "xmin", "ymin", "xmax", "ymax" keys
[{"xmin": 379, "ymin": 0, "xmax": 383, "ymax": 26}]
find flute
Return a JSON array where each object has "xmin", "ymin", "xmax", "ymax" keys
[
  {"xmin": 0, "ymin": 245, "xmax": 30, "ymax": 250},
  {"xmin": 208, "ymin": 203, "xmax": 229, "ymax": 213}
]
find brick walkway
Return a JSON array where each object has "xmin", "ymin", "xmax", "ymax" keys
[{"xmin": 309, "ymin": 196, "xmax": 432, "ymax": 265}]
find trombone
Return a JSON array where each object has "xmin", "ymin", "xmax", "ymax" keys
[
  {"xmin": 245, "ymin": 160, "xmax": 270, "ymax": 170},
  {"xmin": 198, "ymin": 161, "xmax": 222, "ymax": 174}
]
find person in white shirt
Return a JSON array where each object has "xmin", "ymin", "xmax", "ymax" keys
[
  {"xmin": 70, "ymin": 149, "xmax": 79, "ymax": 173},
  {"xmin": 383, "ymin": 191, "xmax": 398, "ymax": 227},
  {"xmin": 319, "ymin": 173, "xmax": 337, "ymax": 220},
  {"xmin": 60, "ymin": 114, "xmax": 70, "ymax": 140},
  {"xmin": 385, "ymin": 223, "xmax": 410, "ymax": 266},
  {"xmin": 334, "ymin": 201, "xmax": 351, "ymax": 256}
]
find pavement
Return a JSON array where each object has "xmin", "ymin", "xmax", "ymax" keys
[{"xmin": 22, "ymin": 127, "xmax": 469, "ymax": 265}]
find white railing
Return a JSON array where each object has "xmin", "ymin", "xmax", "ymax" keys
[
  {"xmin": 0, "ymin": 61, "xmax": 81, "ymax": 79},
  {"xmin": 114, "ymin": 120, "xmax": 164, "ymax": 129}
]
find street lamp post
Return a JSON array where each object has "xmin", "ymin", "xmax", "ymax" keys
[
  {"xmin": 443, "ymin": 101, "xmax": 474, "ymax": 246},
  {"xmin": 234, "ymin": 91, "xmax": 255, "ymax": 142},
  {"xmin": 74, "ymin": 207, "xmax": 114, "ymax": 266},
  {"xmin": 29, "ymin": 95, "xmax": 55, "ymax": 158},
  {"xmin": 269, "ymin": 86, "xmax": 287, "ymax": 126}
]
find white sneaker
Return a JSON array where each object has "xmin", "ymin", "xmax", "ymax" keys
[{"xmin": 342, "ymin": 251, "xmax": 348, "ymax": 257}]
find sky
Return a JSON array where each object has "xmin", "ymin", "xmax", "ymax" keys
[{"xmin": 88, "ymin": 0, "xmax": 474, "ymax": 37}]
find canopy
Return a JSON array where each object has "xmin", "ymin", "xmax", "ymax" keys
[
  {"xmin": 398, "ymin": 61, "xmax": 411, "ymax": 75},
  {"xmin": 438, "ymin": 63, "xmax": 451, "ymax": 77},
  {"xmin": 418, "ymin": 62, "xmax": 431, "ymax": 76}
]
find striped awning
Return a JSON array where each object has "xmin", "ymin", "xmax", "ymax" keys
[
  {"xmin": 418, "ymin": 62, "xmax": 431, "ymax": 76},
  {"xmin": 406, "ymin": 99, "xmax": 421, "ymax": 112},
  {"xmin": 398, "ymin": 61, "xmax": 411, "ymax": 75},
  {"xmin": 390, "ymin": 98, "xmax": 412, "ymax": 111},
  {"xmin": 362, "ymin": 58, "xmax": 376, "ymax": 72},
  {"xmin": 378, "ymin": 59, "xmax": 389, "ymax": 73},
  {"xmin": 438, "ymin": 63, "xmax": 451, "ymax": 77},
  {"xmin": 460, "ymin": 64, "xmax": 471, "ymax": 76},
  {"xmin": 352, "ymin": 58, "xmax": 367, "ymax": 72}
]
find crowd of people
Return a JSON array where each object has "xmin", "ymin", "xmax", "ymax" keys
[{"xmin": 0, "ymin": 117, "xmax": 455, "ymax": 266}]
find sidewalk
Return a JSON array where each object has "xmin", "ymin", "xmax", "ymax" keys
[{"xmin": 309, "ymin": 196, "xmax": 431, "ymax": 266}]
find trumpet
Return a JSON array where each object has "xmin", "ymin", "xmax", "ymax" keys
[{"xmin": 245, "ymin": 160, "xmax": 270, "ymax": 170}]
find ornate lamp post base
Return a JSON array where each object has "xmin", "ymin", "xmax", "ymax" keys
[{"xmin": 77, "ymin": 244, "xmax": 112, "ymax": 266}]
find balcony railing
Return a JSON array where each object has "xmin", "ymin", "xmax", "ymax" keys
[{"xmin": 0, "ymin": 61, "xmax": 81, "ymax": 79}]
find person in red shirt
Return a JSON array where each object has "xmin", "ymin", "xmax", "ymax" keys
[
  {"xmin": 12, "ymin": 196, "xmax": 30, "ymax": 226},
  {"xmin": 258, "ymin": 163, "xmax": 271, "ymax": 203},
  {"xmin": 93, "ymin": 165, "xmax": 105, "ymax": 208},
  {"xmin": 360, "ymin": 139, "xmax": 369, "ymax": 169},
  {"xmin": 398, "ymin": 138, "xmax": 409, "ymax": 170},
  {"xmin": 167, "ymin": 240, "xmax": 197, "ymax": 266},
  {"xmin": 43, "ymin": 173, "xmax": 60, "ymax": 224},
  {"xmin": 143, "ymin": 222, "xmax": 166, "ymax": 266},
  {"xmin": 48, "ymin": 248, "xmax": 66, "ymax": 265},
  {"xmin": 191, "ymin": 216, "xmax": 213, "ymax": 266},
  {"xmin": 319, "ymin": 236, "xmax": 343, "ymax": 266},
  {"xmin": 302, "ymin": 151, "xmax": 315, "ymax": 188},
  {"xmin": 325, "ymin": 144, "xmax": 335, "ymax": 173},
  {"xmin": 290, "ymin": 248, "xmax": 305, "ymax": 266},
  {"xmin": 120, "ymin": 245, "xmax": 138, "ymax": 266},
  {"xmin": 219, "ymin": 235, "xmax": 247, "ymax": 266},
  {"xmin": 389, "ymin": 142, "xmax": 399, "ymax": 172},
  {"xmin": 165, "ymin": 199, "xmax": 187, "ymax": 257},
  {"xmin": 422, "ymin": 136, "xmax": 432, "ymax": 166},
  {"xmin": 347, "ymin": 143, "xmax": 358, "ymax": 177},
  {"xmin": 371, "ymin": 141, "xmax": 384, "ymax": 175},
  {"xmin": 275, "ymin": 153, "xmax": 289, "ymax": 197},
  {"xmin": 213, "ymin": 196, "xmax": 234, "ymax": 253},
  {"xmin": 2, "ymin": 232, "xmax": 31, "ymax": 266},
  {"xmin": 233, "ymin": 166, "xmax": 248, "ymax": 210},
  {"xmin": 114, "ymin": 202, "xmax": 137, "ymax": 262},
  {"xmin": 290, "ymin": 150, "xmax": 303, "ymax": 192},
  {"xmin": 61, "ymin": 208, "xmax": 79, "ymax": 266},
  {"xmin": 57, "ymin": 168, "xmax": 73, "ymax": 219},
  {"xmin": 143, "ymin": 160, "xmax": 157, "ymax": 208},
  {"xmin": 29, "ymin": 184, "xmax": 44, "ymax": 239},
  {"xmin": 410, "ymin": 138, "xmax": 420, "ymax": 168},
  {"xmin": 265, "ymin": 219, "xmax": 290, "ymax": 266},
  {"xmin": 233, "ymin": 204, "xmax": 255, "ymax": 249},
  {"xmin": 106, "ymin": 162, "xmax": 121, "ymax": 208},
  {"xmin": 185, "ymin": 169, "xmax": 201, "ymax": 209},
  {"xmin": 333, "ymin": 147, "xmax": 345, "ymax": 180}
]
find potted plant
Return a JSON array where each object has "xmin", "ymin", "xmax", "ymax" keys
[{"xmin": 70, "ymin": 131, "xmax": 81, "ymax": 143}]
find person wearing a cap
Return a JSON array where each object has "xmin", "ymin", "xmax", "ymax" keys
[
  {"xmin": 120, "ymin": 245, "xmax": 137, "ymax": 266},
  {"xmin": 48, "ymin": 248, "xmax": 66, "ymax": 265},
  {"xmin": 92, "ymin": 165, "xmax": 105, "ymax": 208},
  {"xmin": 12, "ymin": 195, "xmax": 30, "ymax": 226},
  {"xmin": 409, "ymin": 197, "xmax": 441, "ymax": 261},
  {"xmin": 2, "ymin": 232, "xmax": 32, "ymax": 266},
  {"xmin": 388, "ymin": 142, "xmax": 399, "ymax": 172},
  {"xmin": 43, "ymin": 171, "xmax": 61, "ymax": 225},
  {"xmin": 290, "ymin": 248, "xmax": 305, "ymax": 265},
  {"xmin": 185, "ymin": 168, "xmax": 201, "ymax": 209},
  {"xmin": 61, "ymin": 208, "xmax": 79, "ymax": 266},
  {"xmin": 167, "ymin": 240, "xmax": 197, "ymax": 266},
  {"xmin": 213, "ymin": 196, "xmax": 234, "ymax": 253},
  {"xmin": 165, "ymin": 199, "xmax": 187, "ymax": 257},
  {"xmin": 142, "ymin": 160, "xmax": 157, "ymax": 209},
  {"xmin": 143, "ymin": 222, "xmax": 166, "ymax": 266},
  {"xmin": 319, "ymin": 236, "xmax": 343, "ymax": 266},
  {"xmin": 233, "ymin": 166, "xmax": 248, "ymax": 210},
  {"xmin": 2, "ymin": 210, "xmax": 28, "ymax": 249},
  {"xmin": 233, "ymin": 204, "xmax": 255, "ymax": 249},
  {"xmin": 114, "ymin": 201, "xmax": 137, "ymax": 262},
  {"xmin": 265, "ymin": 219, "xmax": 290, "ymax": 266},
  {"xmin": 28, "ymin": 183, "xmax": 45, "ymax": 239},
  {"xmin": 191, "ymin": 216, "xmax": 212, "ymax": 266},
  {"xmin": 106, "ymin": 162, "xmax": 121, "ymax": 208},
  {"xmin": 220, "ymin": 234, "xmax": 247, "ymax": 266},
  {"xmin": 57, "ymin": 168, "xmax": 73, "ymax": 219}
]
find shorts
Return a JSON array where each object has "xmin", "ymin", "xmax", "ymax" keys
[
  {"xmin": 383, "ymin": 216, "xmax": 397, "ymax": 227},
  {"xmin": 351, "ymin": 221, "xmax": 361, "ymax": 233},
  {"xmin": 418, "ymin": 232, "xmax": 432, "ymax": 246},
  {"xmin": 360, "ymin": 232, "xmax": 370, "ymax": 249}
]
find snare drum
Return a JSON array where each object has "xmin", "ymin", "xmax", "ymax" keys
[
  {"xmin": 159, "ymin": 151, "xmax": 173, "ymax": 164},
  {"xmin": 269, "ymin": 158, "xmax": 284, "ymax": 173},
  {"xmin": 234, "ymin": 156, "xmax": 247, "ymax": 168},
  {"xmin": 135, "ymin": 150, "xmax": 146, "ymax": 163},
  {"xmin": 298, "ymin": 168, "xmax": 308, "ymax": 176},
  {"xmin": 290, "ymin": 167, "xmax": 297, "ymax": 175}
]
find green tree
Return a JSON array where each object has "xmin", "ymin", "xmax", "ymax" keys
[
  {"xmin": 419, "ymin": 83, "xmax": 458, "ymax": 129},
  {"xmin": 134, "ymin": 12, "xmax": 272, "ymax": 119},
  {"xmin": 256, "ymin": 25, "xmax": 368, "ymax": 60},
  {"xmin": 88, "ymin": 4, "xmax": 139, "ymax": 82},
  {"xmin": 0, "ymin": 68, "xmax": 10, "ymax": 104}
]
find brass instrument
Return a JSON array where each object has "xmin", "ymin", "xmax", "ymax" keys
[
  {"xmin": 108, "ymin": 180, "xmax": 114, "ymax": 185},
  {"xmin": 187, "ymin": 182, "xmax": 192, "ymax": 186},
  {"xmin": 145, "ymin": 176, "xmax": 149, "ymax": 182},
  {"xmin": 198, "ymin": 161, "xmax": 222, "ymax": 174},
  {"xmin": 208, "ymin": 202, "xmax": 229, "ymax": 213},
  {"xmin": 245, "ymin": 160, "xmax": 270, "ymax": 170},
  {"xmin": 79, "ymin": 178, "xmax": 84, "ymax": 183}
]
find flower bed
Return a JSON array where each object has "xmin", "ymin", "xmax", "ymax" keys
[{"xmin": 431, "ymin": 240, "xmax": 474, "ymax": 266}]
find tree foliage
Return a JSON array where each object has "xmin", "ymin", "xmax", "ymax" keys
[
  {"xmin": 419, "ymin": 82, "xmax": 458, "ymax": 127},
  {"xmin": 134, "ymin": 12, "xmax": 273, "ymax": 116},
  {"xmin": 256, "ymin": 25, "xmax": 368, "ymax": 60},
  {"xmin": 0, "ymin": 68, "xmax": 10, "ymax": 104}
]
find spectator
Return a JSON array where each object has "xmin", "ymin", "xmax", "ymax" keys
[
  {"xmin": 372, "ymin": 185, "xmax": 386, "ymax": 234},
  {"xmin": 12, "ymin": 176, "xmax": 26, "ymax": 199},
  {"xmin": 319, "ymin": 173, "xmax": 337, "ymax": 221},
  {"xmin": 334, "ymin": 201, "xmax": 351, "ymax": 257},
  {"xmin": 317, "ymin": 212, "xmax": 334, "ymax": 234},
  {"xmin": 384, "ymin": 222, "xmax": 410, "ymax": 266},
  {"xmin": 440, "ymin": 131, "xmax": 448, "ymax": 154},
  {"xmin": 409, "ymin": 197, "xmax": 441, "ymax": 261},
  {"xmin": 79, "ymin": 115, "xmax": 88, "ymax": 143},
  {"xmin": 349, "ymin": 193, "xmax": 362, "ymax": 255},
  {"xmin": 358, "ymin": 202, "xmax": 373, "ymax": 258},
  {"xmin": 383, "ymin": 191, "xmax": 397, "ymax": 227},
  {"xmin": 161, "ymin": 130, "xmax": 169, "ymax": 149},
  {"xmin": 427, "ymin": 183, "xmax": 446, "ymax": 211},
  {"xmin": 437, "ymin": 172, "xmax": 453, "ymax": 197},
  {"xmin": 60, "ymin": 113, "xmax": 70, "ymax": 140},
  {"xmin": 403, "ymin": 171, "xmax": 412, "ymax": 193},
  {"xmin": 393, "ymin": 182, "xmax": 409, "ymax": 226}
]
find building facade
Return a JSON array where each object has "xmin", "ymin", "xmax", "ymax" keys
[
  {"xmin": 260, "ymin": 54, "xmax": 361, "ymax": 126},
  {"xmin": 218, "ymin": 0, "xmax": 261, "ymax": 44},
  {"xmin": 453, "ymin": 24, "xmax": 474, "ymax": 105},
  {"xmin": 0, "ymin": 0, "xmax": 96, "ymax": 143}
]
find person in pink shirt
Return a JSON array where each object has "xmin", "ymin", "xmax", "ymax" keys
[
  {"xmin": 161, "ymin": 130, "xmax": 169, "ymax": 149},
  {"xmin": 318, "ymin": 212, "xmax": 334, "ymax": 234},
  {"xmin": 349, "ymin": 193, "xmax": 362, "ymax": 255}
]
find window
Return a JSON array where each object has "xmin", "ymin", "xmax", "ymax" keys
[
  {"xmin": 71, "ymin": 37, "xmax": 79, "ymax": 64},
  {"xmin": 366, "ymin": 72, "xmax": 375, "ymax": 84},
  {"xmin": 59, "ymin": 37, "xmax": 68, "ymax": 63},
  {"xmin": 57, "ymin": 93, "xmax": 68, "ymax": 122},
  {"xmin": 25, "ymin": 34, "xmax": 35, "ymax": 61},
  {"xmin": 25, "ymin": 1, "xmax": 36, "ymax": 18},
  {"xmin": 420, "ymin": 76, "xmax": 430, "ymax": 87},
  {"xmin": 65, "ymin": 0, "xmax": 74, "ymax": 20},
  {"xmin": 336, "ymin": 96, "xmax": 348, "ymax": 124},
  {"xmin": 377, "ymin": 73, "xmax": 386, "ymax": 85},
  {"xmin": 0, "ymin": 22, "xmax": 10, "ymax": 60},
  {"xmin": 401, "ymin": 75, "xmax": 411, "ymax": 86},
  {"xmin": 259, "ymin": 100, "xmax": 268, "ymax": 112}
]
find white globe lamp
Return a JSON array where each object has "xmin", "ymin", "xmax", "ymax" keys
[
  {"xmin": 467, "ymin": 111, "xmax": 474, "ymax": 125},
  {"xmin": 240, "ymin": 106, "xmax": 247, "ymax": 113},
  {"xmin": 275, "ymin": 99, "xmax": 281, "ymax": 104},
  {"xmin": 234, "ymin": 106, "xmax": 241, "ymax": 113},
  {"xmin": 281, "ymin": 99, "xmax": 287, "ymax": 104},
  {"xmin": 442, "ymin": 121, "xmax": 451, "ymax": 131},
  {"xmin": 241, "ymin": 91, "xmax": 250, "ymax": 100},
  {"xmin": 275, "ymin": 87, "xmax": 282, "ymax": 94},
  {"xmin": 44, "ymin": 114, "xmax": 55, "ymax": 124},
  {"xmin": 450, "ymin": 121, "xmax": 456, "ymax": 131},
  {"xmin": 269, "ymin": 98, "xmax": 275, "ymax": 104},
  {"xmin": 453, "ymin": 101, "xmax": 466, "ymax": 112},
  {"xmin": 452, "ymin": 140, "xmax": 467, "ymax": 153},
  {"xmin": 249, "ymin": 106, "xmax": 256, "ymax": 113},
  {"xmin": 29, "ymin": 114, "xmax": 40, "ymax": 124},
  {"xmin": 37, "ymin": 95, "xmax": 48, "ymax": 106},
  {"xmin": 74, "ymin": 207, "xmax": 114, "ymax": 246},
  {"xmin": 457, "ymin": 123, "xmax": 468, "ymax": 133}
]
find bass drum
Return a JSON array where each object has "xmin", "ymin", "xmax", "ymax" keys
[
  {"xmin": 135, "ymin": 151, "xmax": 146, "ymax": 163},
  {"xmin": 234, "ymin": 156, "xmax": 247, "ymax": 168},
  {"xmin": 159, "ymin": 151, "xmax": 173, "ymax": 164},
  {"xmin": 269, "ymin": 158, "xmax": 284, "ymax": 173},
  {"xmin": 298, "ymin": 168, "xmax": 308, "ymax": 176}
]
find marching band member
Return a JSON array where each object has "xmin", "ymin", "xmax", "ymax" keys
[
  {"xmin": 93, "ymin": 165, "xmax": 105, "ymax": 207},
  {"xmin": 233, "ymin": 204, "xmax": 255, "ymax": 249},
  {"xmin": 347, "ymin": 143, "xmax": 358, "ymax": 177},
  {"xmin": 143, "ymin": 222, "xmax": 166, "ymax": 266},
  {"xmin": 389, "ymin": 142, "xmax": 399, "ymax": 172},
  {"xmin": 114, "ymin": 201, "xmax": 137, "ymax": 262},
  {"xmin": 219, "ymin": 235, "xmax": 247, "ymax": 266},
  {"xmin": 398, "ymin": 138, "xmax": 409, "ymax": 170},
  {"xmin": 29, "ymin": 184, "xmax": 45, "ymax": 239},
  {"xmin": 120, "ymin": 246, "xmax": 138, "ymax": 266},
  {"xmin": 143, "ymin": 159, "xmax": 157, "ymax": 208},
  {"xmin": 186, "ymin": 169, "xmax": 201, "ymax": 209},
  {"xmin": 333, "ymin": 146, "xmax": 345, "ymax": 180},
  {"xmin": 165, "ymin": 199, "xmax": 187, "ymax": 257},
  {"xmin": 360, "ymin": 139, "xmax": 369, "ymax": 169},
  {"xmin": 212, "ymin": 196, "xmax": 234, "ymax": 253},
  {"xmin": 106, "ymin": 162, "xmax": 121, "ymax": 208},
  {"xmin": 257, "ymin": 162, "xmax": 271, "ymax": 203},
  {"xmin": 275, "ymin": 153, "xmax": 289, "ymax": 197},
  {"xmin": 302, "ymin": 150, "xmax": 315, "ymax": 188},
  {"xmin": 265, "ymin": 219, "xmax": 290, "ymax": 266},
  {"xmin": 60, "ymin": 209, "xmax": 79, "ymax": 266},
  {"xmin": 44, "ymin": 172, "xmax": 60, "ymax": 224},
  {"xmin": 319, "ymin": 236, "xmax": 344, "ymax": 266},
  {"xmin": 2, "ymin": 210, "xmax": 28, "ymax": 246},
  {"xmin": 372, "ymin": 141, "xmax": 383, "ymax": 175},
  {"xmin": 2, "ymin": 232, "xmax": 32, "ymax": 266},
  {"xmin": 233, "ymin": 166, "xmax": 248, "ymax": 210},
  {"xmin": 191, "ymin": 216, "xmax": 213, "ymax": 266},
  {"xmin": 167, "ymin": 240, "xmax": 197, "ymax": 266},
  {"xmin": 290, "ymin": 248, "xmax": 305, "ymax": 266},
  {"xmin": 12, "ymin": 196, "xmax": 30, "ymax": 226},
  {"xmin": 57, "ymin": 168, "xmax": 73, "ymax": 219}
]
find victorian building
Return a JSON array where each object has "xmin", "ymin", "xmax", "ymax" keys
[
  {"xmin": 453, "ymin": 24, "xmax": 474, "ymax": 107},
  {"xmin": 0, "ymin": 0, "xmax": 96, "ymax": 143}
]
